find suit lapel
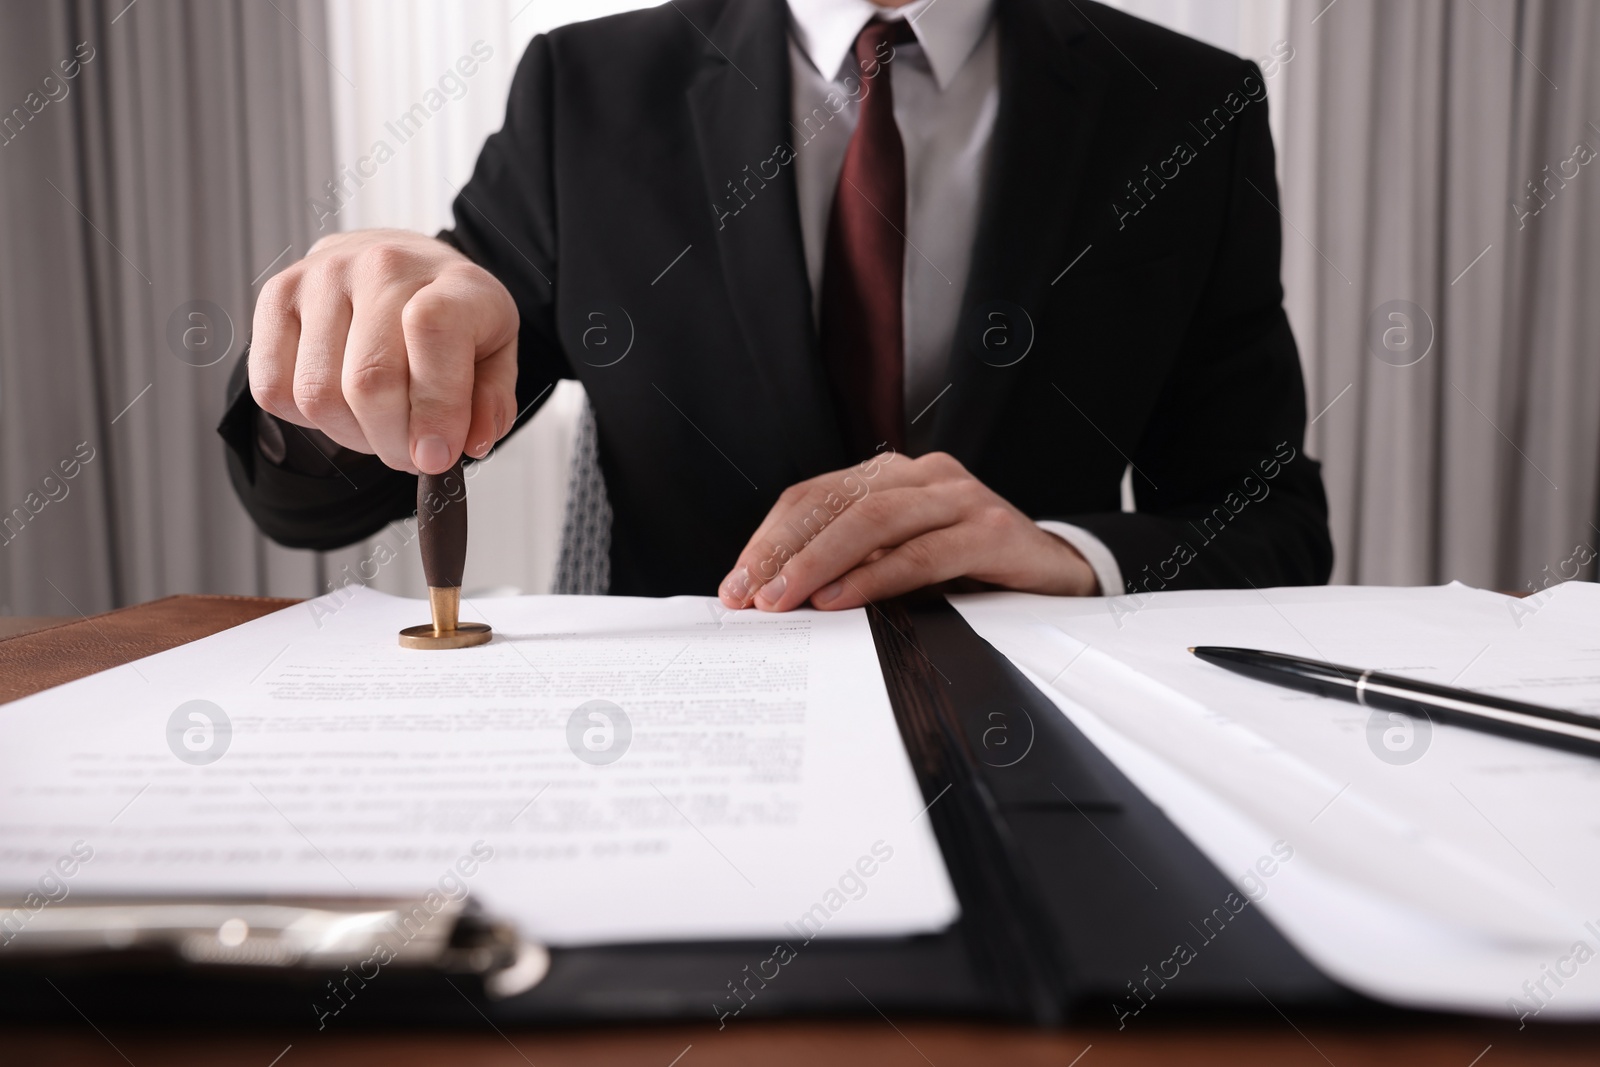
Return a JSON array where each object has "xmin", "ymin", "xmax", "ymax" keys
[
  {"xmin": 929, "ymin": 0, "xmax": 1110, "ymax": 463},
  {"xmin": 685, "ymin": 0, "xmax": 850, "ymax": 479}
]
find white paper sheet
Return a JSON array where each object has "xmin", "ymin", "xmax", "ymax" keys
[
  {"xmin": 0, "ymin": 588, "xmax": 958, "ymax": 946},
  {"xmin": 954, "ymin": 581, "xmax": 1600, "ymax": 1018}
]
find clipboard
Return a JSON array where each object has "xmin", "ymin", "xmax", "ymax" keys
[{"xmin": 0, "ymin": 592, "xmax": 1358, "ymax": 1029}]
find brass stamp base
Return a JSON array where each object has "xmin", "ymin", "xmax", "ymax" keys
[
  {"xmin": 398, "ymin": 587, "xmax": 492, "ymax": 649},
  {"xmin": 398, "ymin": 622, "xmax": 493, "ymax": 650}
]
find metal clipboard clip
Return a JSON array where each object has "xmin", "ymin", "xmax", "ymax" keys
[{"xmin": 0, "ymin": 893, "xmax": 549, "ymax": 998}]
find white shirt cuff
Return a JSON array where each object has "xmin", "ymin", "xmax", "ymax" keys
[{"xmin": 1035, "ymin": 520, "xmax": 1123, "ymax": 597}]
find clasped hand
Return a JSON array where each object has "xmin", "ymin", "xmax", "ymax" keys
[{"xmin": 718, "ymin": 450, "xmax": 1098, "ymax": 612}]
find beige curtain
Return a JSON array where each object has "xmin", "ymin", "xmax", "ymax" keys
[
  {"xmin": 1280, "ymin": 0, "xmax": 1600, "ymax": 589},
  {"xmin": 0, "ymin": 0, "xmax": 336, "ymax": 615}
]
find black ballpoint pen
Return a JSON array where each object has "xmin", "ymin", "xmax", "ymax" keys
[{"xmin": 1189, "ymin": 646, "xmax": 1600, "ymax": 758}]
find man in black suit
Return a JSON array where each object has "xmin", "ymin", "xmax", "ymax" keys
[{"xmin": 220, "ymin": 0, "xmax": 1332, "ymax": 609}]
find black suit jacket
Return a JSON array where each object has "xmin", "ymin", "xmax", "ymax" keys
[{"xmin": 220, "ymin": 0, "xmax": 1333, "ymax": 597}]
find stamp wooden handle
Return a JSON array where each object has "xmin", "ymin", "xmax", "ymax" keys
[{"xmin": 417, "ymin": 459, "xmax": 468, "ymax": 590}]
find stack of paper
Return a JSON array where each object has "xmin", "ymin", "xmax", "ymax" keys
[
  {"xmin": 0, "ymin": 589, "xmax": 958, "ymax": 946},
  {"xmin": 953, "ymin": 581, "xmax": 1600, "ymax": 1019}
]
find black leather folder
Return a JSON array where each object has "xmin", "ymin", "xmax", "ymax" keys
[{"xmin": 0, "ymin": 593, "xmax": 1357, "ymax": 1030}]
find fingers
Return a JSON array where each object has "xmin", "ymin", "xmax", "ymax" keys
[
  {"xmin": 716, "ymin": 452, "xmax": 1098, "ymax": 612},
  {"xmin": 247, "ymin": 231, "xmax": 522, "ymax": 477},
  {"xmin": 401, "ymin": 281, "xmax": 475, "ymax": 474},
  {"xmin": 248, "ymin": 274, "xmax": 307, "ymax": 426},
  {"xmin": 344, "ymin": 268, "xmax": 426, "ymax": 471},
  {"xmin": 291, "ymin": 286, "xmax": 366, "ymax": 452},
  {"xmin": 401, "ymin": 268, "xmax": 520, "ymax": 474},
  {"xmin": 720, "ymin": 449, "xmax": 915, "ymax": 606},
  {"xmin": 750, "ymin": 487, "xmax": 966, "ymax": 611},
  {"xmin": 814, "ymin": 507, "xmax": 1101, "ymax": 606},
  {"xmin": 749, "ymin": 451, "xmax": 918, "ymax": 554},
  {"xmin": 810, "ymin": 526, "xmax": 979, "ymax": 611},
  {"xmin": 466, "ymin": 336, "xmax": 518, "ymax": 459},
  {"xmin": 463, "ymin": 270, "xmax": 520, "ymax": 460},
  {"xmin": 720, "ymin": 482, "xmax": 858, "ymax": 605}
]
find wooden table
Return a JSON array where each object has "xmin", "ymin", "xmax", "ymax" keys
[
  {"xmin": 0, "ymin": 615, "xmax": 65, "ymax": 639},
  {"xmin": 4, "ymin": 1017, "xmax": 1598, "ymax": 1067},
  {"xmin": 1, "ymin": 594, "xmax": 1593, "ymax": 1066}
]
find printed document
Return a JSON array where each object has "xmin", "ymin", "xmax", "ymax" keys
[{"xmin": 0, "ymin": 588, "xmax": 958, "ymax": 946}]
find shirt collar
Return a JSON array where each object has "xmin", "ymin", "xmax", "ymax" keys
[{"xmin": 786, "ymin": 0, "xmax": 994, "ymax": 90}]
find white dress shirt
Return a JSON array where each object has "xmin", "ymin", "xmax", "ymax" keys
[{"xmin": 785, "ymin": 0, "xmax": 1124, "ymax": 595}]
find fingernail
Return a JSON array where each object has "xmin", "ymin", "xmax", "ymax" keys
[
  {"xmin": 722, "ymin": 566, "xmax": 752, "ymax": 602},
  {"xmin": 813, "ymin": 581, "xmax": 843, "ymax": 606},
  {"xmin": 415, "ymin": 435, "xmax": 451, "ymax": 473},
  {"xmin": 757, "ymin": 573, "xmax": 787, "ymax": 607}
]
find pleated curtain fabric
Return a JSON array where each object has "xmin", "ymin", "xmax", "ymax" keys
[
  {"xmin": 1279, "ymin": 0, "xmax": 1600, "ymax": 589},
  {"xmin": 0, "ymin": 0, "xmax": 337, "ymax": 615}
]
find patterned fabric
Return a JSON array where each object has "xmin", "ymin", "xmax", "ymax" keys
[{"xmin": 552, "ymin": 397, "xmax": 612, "ymax": 595}]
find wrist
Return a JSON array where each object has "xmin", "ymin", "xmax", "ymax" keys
[{"xmin": 1034, "ymin": 526, "xmax": 1101, "ymax": 597}]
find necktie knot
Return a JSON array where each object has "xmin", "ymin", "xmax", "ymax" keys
[{"xmin": 853, "ymin": 17, "xmax": 918, "ymax": 70}]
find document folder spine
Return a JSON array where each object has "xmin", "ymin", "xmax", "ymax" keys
[{"xmin": 867, "ymin": 594, "xmax": 1073, "ymax": 1024}]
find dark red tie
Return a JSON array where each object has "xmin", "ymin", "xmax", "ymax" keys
[{"xmin": 820, "ymin": 18, "xmax": 916, "ymax": 459}]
